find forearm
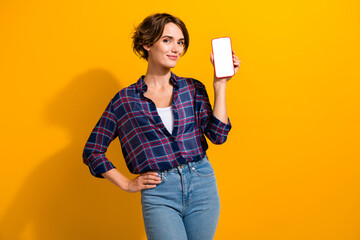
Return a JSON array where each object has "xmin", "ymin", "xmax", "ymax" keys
[
  {"xmin": 210, "ymin": 50, "xmax": 241, "ymax": 124},
  {"xmin": 101, "ymin": 168, "xmax": 131, "ymax": 191},
  {"xmin": 212, "ymin": 80, "xmax": 228, "ymax": 124}
]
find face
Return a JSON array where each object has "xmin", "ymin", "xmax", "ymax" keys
[{"xmin": 144, "ymin": 22, "xmax": 185, "ymax": 70}]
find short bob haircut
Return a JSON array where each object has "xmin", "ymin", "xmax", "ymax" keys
[{"xmin": 132, "ymin": 13, "xmax": 189, "ymax": 61}]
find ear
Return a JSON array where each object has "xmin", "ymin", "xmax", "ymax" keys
[{"xmin": 143, "ymin": 44, "xmax": 151, "ymax": 51}]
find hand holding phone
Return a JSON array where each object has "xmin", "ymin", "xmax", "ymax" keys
[{"xmin": 211, "ymin": 37, "xmax": 235, "ymax": 79}]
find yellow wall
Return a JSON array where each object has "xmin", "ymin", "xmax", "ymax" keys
[{"xmin": 1, "ymin": 0, "xmax": 360, "ymax": 239}]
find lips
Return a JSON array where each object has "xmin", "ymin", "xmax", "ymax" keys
[{"xmin": 167, "ymin": 55, "xmax": 178, "ymax": 60}]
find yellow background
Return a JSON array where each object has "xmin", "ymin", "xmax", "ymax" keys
[{"xmin": 1, "ymin": 0, "xmax": 360, "ymax": 239}]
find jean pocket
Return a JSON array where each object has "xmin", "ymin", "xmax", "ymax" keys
[{"xmin": 193, "ymin": 159, "xmax": 215, "ymax": 178}]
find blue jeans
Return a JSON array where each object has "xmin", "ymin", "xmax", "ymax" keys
[{"xmin": 141, "ymin": 156, "xmax": 221, "ymax": 240}]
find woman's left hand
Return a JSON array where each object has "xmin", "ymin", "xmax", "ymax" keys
[{"xmin": 210, "ymin": 50, "xmax": 241, "ymax": 84}]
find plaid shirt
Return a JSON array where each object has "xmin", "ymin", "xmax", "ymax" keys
[{"xmin": 83, "ymin": 72, "xmax": 231, "ymax": 177}]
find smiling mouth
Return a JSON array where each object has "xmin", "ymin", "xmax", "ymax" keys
[{"xmin": 167, "ymin": 55, "xmax": 178, "ymax": 60}]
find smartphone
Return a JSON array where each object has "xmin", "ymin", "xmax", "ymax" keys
[{"xmin": 211, "ymin": 37, "xmax": 235, "ymax": 78}]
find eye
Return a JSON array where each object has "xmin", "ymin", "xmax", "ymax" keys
[
  {"xmin": 163, "ymin": 39, "xmax": 170, "ymax": 43},
  {"xmin": 178, "ymin": 41, "xmax": 184, "ymax": 46}
]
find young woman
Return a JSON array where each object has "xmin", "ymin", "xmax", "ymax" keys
[{"xmin": 83, "ymin": 13, "xmax": 240, "ymax": 240}]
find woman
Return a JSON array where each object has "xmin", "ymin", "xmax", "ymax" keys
[{"xmin": 83, "ymin": 13, "xmax": 240, "ymax": 240}]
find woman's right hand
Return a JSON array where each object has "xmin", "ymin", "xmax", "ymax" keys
[{"xmin": 125, "ymin": 171, "xmax": 162, "ymax": 193}]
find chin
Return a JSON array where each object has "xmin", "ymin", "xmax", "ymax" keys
[
  {"xmin": 162, "ymin": 62, "xmax": 178, "ymax": 69},
  {"xmin": 170, "ymin": 59, "xmax": 180, "ymax": 66}
]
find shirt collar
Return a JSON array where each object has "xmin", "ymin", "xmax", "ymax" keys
[{"xmin": 136, "ymin": 72, "xmax": 179, "ymax": 93}]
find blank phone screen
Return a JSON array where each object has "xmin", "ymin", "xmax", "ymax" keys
[{"xmin": 212, "ymin": 37, "xmax": 234, "ymax": 78}]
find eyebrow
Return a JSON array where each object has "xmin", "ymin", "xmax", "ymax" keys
[{"xmin": 161, "ymin": 35, "xmax": 185, "ymax": 41}]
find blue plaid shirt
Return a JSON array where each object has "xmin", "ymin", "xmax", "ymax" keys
[{"xmin": 83, "ymin": 72, "xmax": 231, "ymax": 177}]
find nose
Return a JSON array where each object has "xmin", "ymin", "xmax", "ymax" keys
[{"xmin": 171, "ymin": 42, "xmax": 179, "ymax": 53}]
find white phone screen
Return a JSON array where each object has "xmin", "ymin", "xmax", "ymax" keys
[{"xmin": 212, "ymin": 37, "xmax": 234, "ymax": 78}]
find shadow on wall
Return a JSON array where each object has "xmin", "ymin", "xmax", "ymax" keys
[{"xmin": 0, "ymin": 69, "xmax": 145, "ymax": 240}]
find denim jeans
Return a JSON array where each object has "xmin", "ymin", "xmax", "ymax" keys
[{"xmin": 141, "ymin": 156, "xmax": 221, "ymax": 240}]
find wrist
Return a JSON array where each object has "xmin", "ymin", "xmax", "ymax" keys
[
  {"xmin": 121, "ymin": 178, "xmax": 132, "ymax": 192},
  {"xmin": 213, "ymin": 80, "xmax": 227, "ymax": 91}
]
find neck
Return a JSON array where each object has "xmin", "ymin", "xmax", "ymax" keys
[{"xmin": 144, "ymin": 64, "xmax": 172, "ymax": 88}]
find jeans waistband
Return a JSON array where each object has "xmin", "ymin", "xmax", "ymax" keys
[{"xmin": 157, "ymin": 155, "xmax": 208, "ymax": 176}]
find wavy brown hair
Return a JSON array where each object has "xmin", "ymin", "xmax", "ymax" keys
[{"xmin": 132, "ymin": 13, "xmax": 189, "ymax": 61}]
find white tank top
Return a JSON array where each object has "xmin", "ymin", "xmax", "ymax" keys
[{"xmin": 157, "ymin": 106, "xmax": 174, "ymax": 134}]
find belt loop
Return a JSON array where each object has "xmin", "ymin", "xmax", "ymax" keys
[
  {"xmin": 188, "ymin": 161, "xmax": 194, "ymax": 173},
  {"xmin": 159, "ymin": 170, "xmax": 167, "ymax": 179},
  {"xmin": 176, "ymin": 165, "xmax": 182, "ymax": 174}
]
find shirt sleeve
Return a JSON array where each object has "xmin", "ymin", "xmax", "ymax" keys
[
  {"xmin": 82, "ymin": 99, "xmax": 118, "ymax": 178},
  {"xmin": 195, "ymin": 80, "xmax": 232, "ymax": 144}
]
